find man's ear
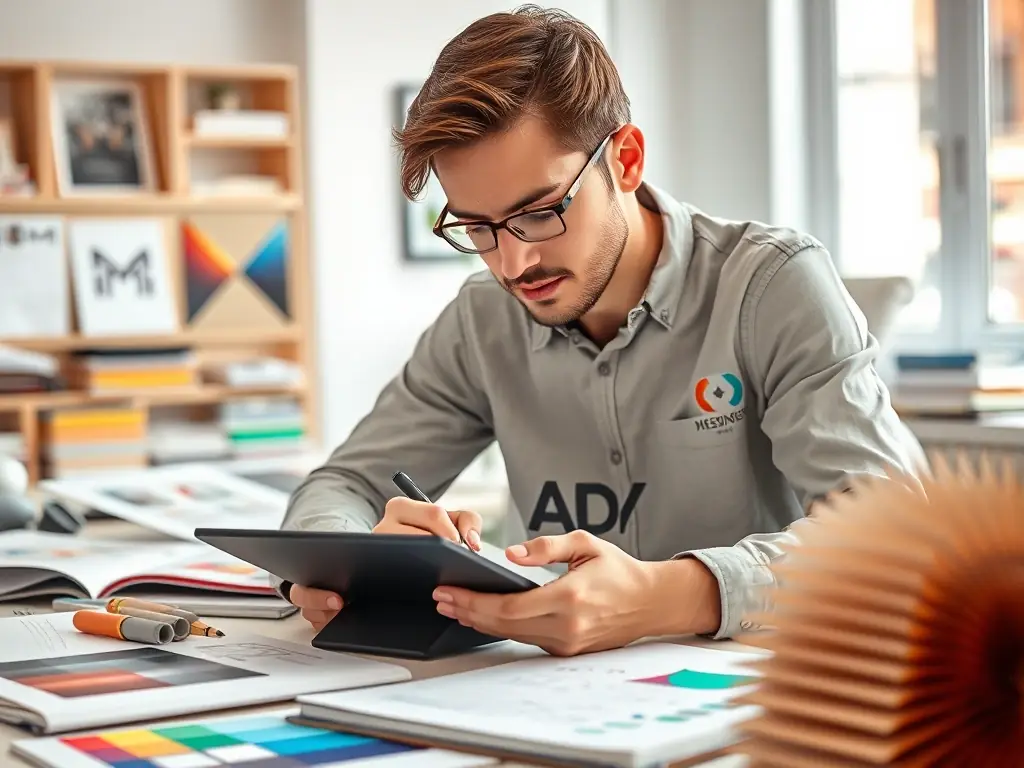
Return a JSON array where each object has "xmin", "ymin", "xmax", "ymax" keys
[{"xmin": 609, "ymin": 124, "xmax": 645, "ymax": 194}]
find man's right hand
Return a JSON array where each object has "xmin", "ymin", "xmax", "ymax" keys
[
  {"xmin": 291, "ymin": 500, "xmax": 484, "ymax": 632},
  {"xmin": 372, "ymin": 497, "xmax": 483, "ymax": 550}
]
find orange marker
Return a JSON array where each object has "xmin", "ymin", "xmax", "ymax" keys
[{"xmin": 72, "ymin": 609, "xmax": 174, "ymax": 645}]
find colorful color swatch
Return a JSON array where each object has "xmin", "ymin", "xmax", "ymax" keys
[
  {"xmin": 0, "ymin": 648, "xmax": 261, "ymax": 698},
  {"xmin": 59, "ymin": 713, "xmax": 419, "ymax": 767},
  {"xmin": 631, "ymin": 668, "xmax": 757, "ymax": 690}
]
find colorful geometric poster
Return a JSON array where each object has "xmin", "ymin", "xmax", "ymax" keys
[{"xmin": 181, "ymin": 214, "xmax": 290, "ymax": 332}]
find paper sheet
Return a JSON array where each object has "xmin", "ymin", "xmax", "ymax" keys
[{"xmin": 0, "ymin": 613, "xmax": 410, "ymax": 734}]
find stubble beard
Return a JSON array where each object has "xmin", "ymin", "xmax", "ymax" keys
[{"xmin": 507, "ymin": 197, "xmax": 629, "ymax": 328}]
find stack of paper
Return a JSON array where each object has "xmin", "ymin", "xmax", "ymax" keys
[{"xmin": 296, "ymin": 643, "xmax": 764, "ymax": 767}]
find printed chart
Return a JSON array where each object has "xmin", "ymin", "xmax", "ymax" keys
[
  {"xmin": 15, "ymin": 710, "xmax": 493, "ymax": 768},
  {"xmin": 0, "ymin": 647, "xmax": 262, "ymax": 698}
]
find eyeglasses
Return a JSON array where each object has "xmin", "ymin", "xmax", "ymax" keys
[{"xmin": 432, "ymin": 133, "xmax": 613, "ymax": 255}]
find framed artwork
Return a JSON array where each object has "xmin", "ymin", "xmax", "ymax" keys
[
  {"xmin": 181, "ymin": 213, "xmax": 291, "ymax": 332},
  {"xmin": 51, "ymin": 78, "xmax": 155, "ymax": 195},
  {"xmin": 394, "ymin": 83, "xmax": 465, "ymax": 261},
  {"xmin": 67, "ymin": 218, "xmax": 178, "ymax": 336}
]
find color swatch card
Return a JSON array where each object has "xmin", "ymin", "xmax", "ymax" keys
[
  {"xmin": 298, "ymin": 643, "xmax": 765, "ymax": 767},
  {"xmin": 13, "ymin": 707, "xmax": 498, "ymax": 768},
  {"xmin": 39, "ymin": 463, "xmax": 290, "ymax": 542},
  {"xmin": 0, "ymin": 613, "xmax": 409, "ymax": 734}
]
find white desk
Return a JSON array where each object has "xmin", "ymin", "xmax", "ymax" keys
[{"xmin": 0, "ymin": 518, "xmax": 754, "ymax": 767}]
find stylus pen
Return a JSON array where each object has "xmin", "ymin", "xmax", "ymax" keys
[{"xmin": 392, "ymin": 470, "xmax": 471, "ymax": 550}]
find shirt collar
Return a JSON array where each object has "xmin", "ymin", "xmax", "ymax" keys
[{"xmin": 529, "ymin": 182, "xmax": 693, "ymax": 351}]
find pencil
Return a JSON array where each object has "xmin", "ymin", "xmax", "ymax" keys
[
  {"xmin": 189, "ymin": 620, "xmax": 225, "ymax": 638},
  {"xmin": 106, "ymin": 597, "xmax": 199, "ymax": 624},
  {"xmin": 106, "ymin": 604, "xmax": 190, "ymax": 641}
]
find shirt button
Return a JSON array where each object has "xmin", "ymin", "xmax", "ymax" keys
[
  {"xmin": 610, "ymin": 450, "xmax": 622, "ymax": 465},
  {"xmin": 597, "ymin": 362, "xmax": 611, "ymax": 376},
  {"xmin": 571, "ymin": 334, "xmax": 580, "ymax": 345}
]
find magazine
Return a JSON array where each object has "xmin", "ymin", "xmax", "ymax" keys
[{"xmin": 0, "ymin": 530, "xmax": 280, "ymax": 601}]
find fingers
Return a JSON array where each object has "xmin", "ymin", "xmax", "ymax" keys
[
  {"xmin": 506, "ymin": 529, "xmax": 602, "ymax": 566},
  {"xmin": 289, "ymin": 584, "xmax": 343, "ymax": 612},
  {"xmin": 301, "ymin": 607, "xmax": 339, "ymax": 632},
  {"xmin": 290, "ymin": 584, "xmax": 344, "ymax": 632},
  {"xmin": 452, "ymin": 509, "xmax": 483, "ymax": 550},
  {"xmin": 382, "ymin": 497, "xmax": 461, "ymax": 542}
]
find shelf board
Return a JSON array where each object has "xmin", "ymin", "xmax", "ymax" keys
[
  {"xmin": 0, "ymin": 328, "xmax": 302, "ymax": 352},
  {"xmin": 0, "ymin": 194, "xmax": 302, "ymax": 214},
  {"xmin": 0, "ymin": 384, "xmax": 306, "ymax": 412},
  {"xmin": 186, "ymin": 134, "xmax": 293, "ymax": 149}
]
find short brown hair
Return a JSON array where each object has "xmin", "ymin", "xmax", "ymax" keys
[{"xmin": 394, "ymin": 4, "xmax": 630, "ymax": 201}]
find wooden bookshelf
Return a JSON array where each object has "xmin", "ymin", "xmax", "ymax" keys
[{"xmin": 0, "ymin": 60, "xmax": 315, "ymax": 483}]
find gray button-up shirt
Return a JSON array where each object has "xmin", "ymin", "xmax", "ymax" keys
[{"xmin": 279, "ymin": 183, "xmax": 923, "ymax": 639}]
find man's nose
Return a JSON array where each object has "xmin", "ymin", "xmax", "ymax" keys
[{"xmin": 496, "ymin": 229, "xmax": 539, "ymax": 280}]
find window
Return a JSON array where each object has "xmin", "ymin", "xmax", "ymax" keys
[{"xmin": 828, "ymin": 0, "xmax": 1024, "ymax": 351}]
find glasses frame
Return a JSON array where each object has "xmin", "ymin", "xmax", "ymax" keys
[{"xmin": 432, "ymin": 132, "xmax": 614, "ymax": 255}]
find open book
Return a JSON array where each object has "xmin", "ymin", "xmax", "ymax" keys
[
  {"xmin": 0, "ymin": 530, "xmax": 281, "ymax": 602},
  {"xmin": 296, "ymin": 642, "xmax": 765, "ymax": 768},
  {"xmin": 0, "ymin": 613, "xmax": 410, "ymax": 734}
]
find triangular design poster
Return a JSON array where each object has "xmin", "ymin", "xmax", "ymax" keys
[{"xmin": 181, "ymin": 214, "xmax": 290, "ymax": 331}]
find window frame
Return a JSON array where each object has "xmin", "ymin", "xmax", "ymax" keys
[{"xmin": 811, "ymin": 0, "xmax": 1022, "ymax": 353}]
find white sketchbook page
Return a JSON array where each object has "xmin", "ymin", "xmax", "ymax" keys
[
  {"xmin": 38, "ymin": 464, "xmax": 290, "ymax": 541},
  {"xmin": 300, "ymin": 643, "xmax": 763, "ymax": 761},
  {"xmin": 0, "ymin": 217, "xmax": 69, "ymax": 338},
  {"xmin": 0, "ymin": 530, "xmax": 202, "ymax": 598},
  {"xmin": 0, "ymin": 613, "xmax": 411, "ymax": 734},
  {"xmin": 13, "ymin": 706, "xmax": 500, "ymax": 768},
  {"xmin": 67, "ymin": 218, "xmax": 178, "ymax": 336}
]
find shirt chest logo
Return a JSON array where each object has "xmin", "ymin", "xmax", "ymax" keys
[
  {"xmin": 695, "ymin": 372, "xmax": 744, "ymax": 413},
  {"xmin": 692, "ymin": 372, "xmax": 746, "ymax": 434}
]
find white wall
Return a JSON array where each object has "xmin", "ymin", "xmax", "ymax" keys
[
  {"xmin": 305, "ymin": 0, "xmax": 611, "ymax": 447},
  {"xmin": 611, "ymin": 0, "xmax": 812, "ymax": 232},
  {"xmin": 0, "ymin": 0, "xmax": 304, "ymax": 64}
]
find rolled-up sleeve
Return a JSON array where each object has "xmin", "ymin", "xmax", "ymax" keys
[{"xmin": 679, "ymin": 246, "xmax": 924, "ymax": 639}]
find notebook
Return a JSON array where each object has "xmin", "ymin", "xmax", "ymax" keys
[
  {"xmin": 11, "ymin": 706, "xmax": 499, "ymax": 768},
  {"xmin": 296, "ymin": 642, "xmax": 765, "ymax": 768},
  {"xmin": 0, "ymin": 530, "xmax": 281, "ymax": 602},
  {"xmin": 0, "ymin": 613, "xmax": 410, "ymax": 734}
]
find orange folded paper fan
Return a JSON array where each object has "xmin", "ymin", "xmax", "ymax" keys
[{"xmin": 734, "ymin": 458, "xmax": 1024, "ymax": 767}]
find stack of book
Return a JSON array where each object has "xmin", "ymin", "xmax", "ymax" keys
[
  {"xmin": 66, "ymin": 348, "xmax": 198, "ymax": 395},
  {"xmin": 42, "ymin": 405, "xmax": 148, "ymax": 477},
  {"xmin": 889, "ymin": 352, "xmax": 1024, "ymax": 416},
  {"xmin": 220, "ymin": 396, "xmax": 307, "ymax": 458}
]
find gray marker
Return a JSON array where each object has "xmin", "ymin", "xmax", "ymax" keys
[{"xmin": 112, "ymin": 606, "xmax": 190, "ymax": 641}]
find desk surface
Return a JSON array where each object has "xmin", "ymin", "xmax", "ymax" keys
[{"xmin": 0, "ymin": 519, "xmax": 753, "ymax": 767}]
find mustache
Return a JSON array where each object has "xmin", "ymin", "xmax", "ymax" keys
[{"xmin": 504, "ymin": 267, "xmax": 572, "ymax": 290}]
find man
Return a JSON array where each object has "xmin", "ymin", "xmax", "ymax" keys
[{"xmin": 280, "ymin": 5, "xmax": 923, "ymax": 656}]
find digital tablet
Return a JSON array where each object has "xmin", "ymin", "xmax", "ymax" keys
[{"xmin": 194, "ymin": 528, "xmax": 541, "ymax": 660}]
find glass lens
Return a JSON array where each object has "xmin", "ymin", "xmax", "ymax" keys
[
  {"xmin": 987, "ymin": 0, "xmax": 1024, "ymax": 324},
  {"xmin": 834, "ymin": 0, "xmax": 939, "ymax": 331},
  {"xmin": 507, "ymin": 210, "xmax": 565, "ymax": 242},
  {"xmin": 441, "ymin": 223, "xmax": 496, "ymax": 253}
]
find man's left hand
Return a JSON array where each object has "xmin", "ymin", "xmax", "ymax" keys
[{"xmin": 432, "ymin": 530, "xmax": 720, "ymax": 656}]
